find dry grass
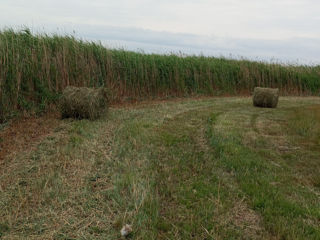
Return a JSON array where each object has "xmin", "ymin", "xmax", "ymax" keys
[{"xmin": 0, "ymin": 118, "xmax": 118, "ymax": 239}]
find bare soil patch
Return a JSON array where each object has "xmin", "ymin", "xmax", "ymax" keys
[{"xmin": 0, "ymin": 112, "xmax": 60, "ymax": 163}]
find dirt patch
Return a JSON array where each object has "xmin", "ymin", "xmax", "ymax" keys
[{"xmin": 0, "ymin": 112, "xmax": 60, "ymax": 163}]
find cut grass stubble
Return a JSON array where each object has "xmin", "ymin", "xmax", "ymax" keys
[{"xmin": 0, "ymin": 97, "xmax": 319, "ymax": 239}]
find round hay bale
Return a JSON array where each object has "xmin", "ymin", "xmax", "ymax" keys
[
  {"xmin": 60, "ymin": 86, "xmax": 108, "ymax": 120},
  {"xmin": 253, "ymin": 87, "xmax": 279, "ymax": 108}
]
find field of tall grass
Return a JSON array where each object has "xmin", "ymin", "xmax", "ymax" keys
[{"xmin": 0, "ymin": 28, "xmax": 319, "ymax": 121}]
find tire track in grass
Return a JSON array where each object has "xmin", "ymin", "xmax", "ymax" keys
[
  {"xmin": 206, "ymin": 108, "xmax": 320, "ymax": 240},
  {"xmin": 151, "ymin": 108, "xmax": 270, "ymax": 239}
]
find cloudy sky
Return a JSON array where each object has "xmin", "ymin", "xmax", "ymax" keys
[{"xmin": 1, "ymin": 0, "xmax": 319, "ymax": 64}]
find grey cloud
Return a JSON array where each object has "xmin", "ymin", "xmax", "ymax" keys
[
  {"xmin": 1, "ymin": 0, "xmax": 320, "ymax": 64},
  {"xmin": 71, "ymin": 24, "xmax": 320, "ymax": 65}
]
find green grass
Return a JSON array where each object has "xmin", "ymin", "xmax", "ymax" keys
[
  {"xmin": 0, "ymin": 97, "xmax": 319, "ymax": 239},
  {"xmin": 1, "ymin": 28, "xmax": 320, "ymax": 122}
]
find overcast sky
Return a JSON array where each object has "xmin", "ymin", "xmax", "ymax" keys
[{"xmin": 1, "ymin": 0, "xmax": 319, "ymax": 64}]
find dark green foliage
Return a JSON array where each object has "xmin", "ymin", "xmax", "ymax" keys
[
  {"xmin": 0, "ymin": 28, "xmax": 319, "ymax": 121},
  {"xmin": 0, "ymin": 223, "xmax": 9, "ymax": 237}
]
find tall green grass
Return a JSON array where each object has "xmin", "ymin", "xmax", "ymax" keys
[{"xmin": 0, "ymin": 28, "xmax": 319, "ymax": 121}]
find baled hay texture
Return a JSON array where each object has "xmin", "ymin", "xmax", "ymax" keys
[
  {"xmin": 60, "ymin": 86, "xmax": 108, "ymax": 120},
  {"xmin": 253, "ymin": 87, "xmax": 279, "ymax": 108}
]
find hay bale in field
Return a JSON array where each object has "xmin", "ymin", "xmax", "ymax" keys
[
  {"xmin": 60, "ymin": 86, "xmax": 108, "ymax": 120},
  {"xmin": 253, "ymin": 87, "xmax": 279, "ymax": 108}
]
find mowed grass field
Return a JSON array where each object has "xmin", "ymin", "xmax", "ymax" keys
[{"xmin": 0, "ymin": 97, "xmax": 319, "ymax": 239}]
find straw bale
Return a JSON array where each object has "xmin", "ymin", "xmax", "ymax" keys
[
  {"xmin": 253, "ymin": 87, "xmax": 279, "ymax": 108},
  {"xmin": 60, "ymin": 86, "xmax": 108, "ymax": 119}
]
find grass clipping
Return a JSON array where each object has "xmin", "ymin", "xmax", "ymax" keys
[
  {"xmin": 253, "ymin": 87, "xmax": 279, "ymax": 108},
  {"xmin": 60, "ymin": 86, "xmax": 108, "ymax": 120}
]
